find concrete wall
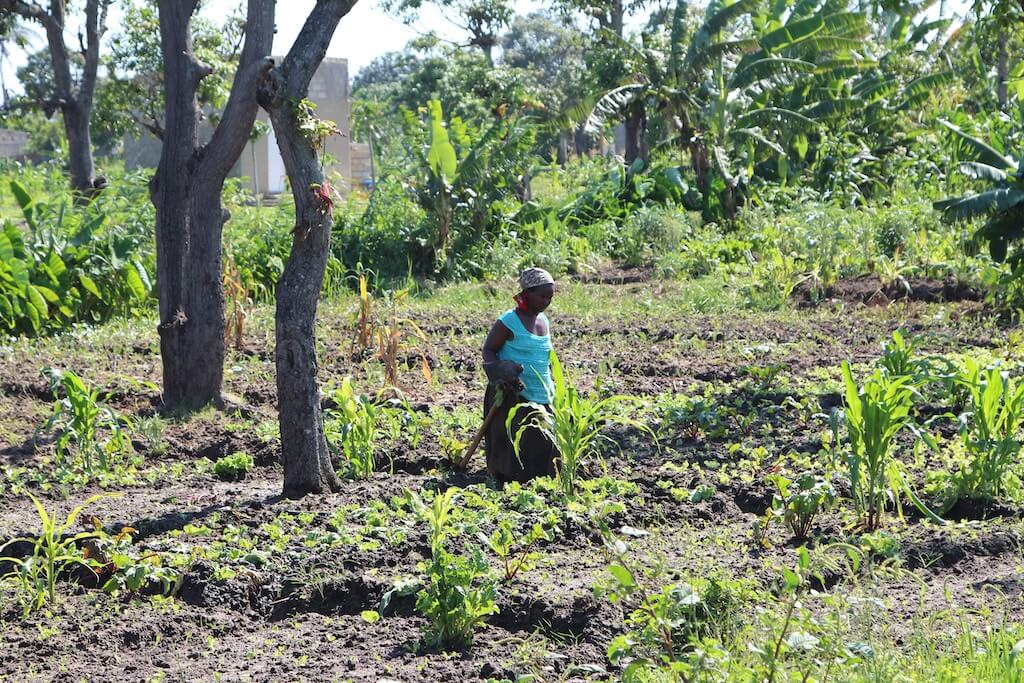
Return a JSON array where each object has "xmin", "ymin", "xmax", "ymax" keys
[
  {"xmin": 236, "ymin": 57, "xmax": 350, "ymax": 195},
  {"xmin": 0, "ymin": 129, "xmax": 29, "ymax": 158}
]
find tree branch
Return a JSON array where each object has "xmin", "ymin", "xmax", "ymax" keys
[
  {"xmin": 276, "ymin": 0, "xmax": 359, "ymax": 98},
  {"xmin": 0, "ymin": 0, "xmax": 59, "ymax": 32},
  {"xmin": 200, "ymin": 0, "xmax": 276, "ymax": 184}
]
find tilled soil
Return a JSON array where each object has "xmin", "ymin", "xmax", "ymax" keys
[{"xmin": 0, "ymin": 278, "xmax": 1021, "ymax": 682}]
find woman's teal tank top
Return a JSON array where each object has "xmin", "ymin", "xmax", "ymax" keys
[{"xmin": 496, "ymin": 309, "xmax": 554, "ymax": 404}]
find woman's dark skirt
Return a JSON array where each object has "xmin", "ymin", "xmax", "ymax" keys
[{"xmin": 483, "ymin": 384, "xmax": 556, "ymax": 484}]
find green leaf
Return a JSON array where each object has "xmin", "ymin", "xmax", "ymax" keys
[
  {"xmin": 939, "ymin": 119, "xmax": 1016, "ymax": 170},
  {"xmin": 78, "ymin": 273, "xmax": 103, "ymax": 300},
  {"xmin": 426, "ymin": 99, "xmax": 458, "ymax": 181},
  {"xmin": 8, "ymin": 258, "xmax": 28, "ymax": 289},
  {"xmin": 0, "ymin": 231, "xmax": 12, "ymax": 261},
  {"xmin": 9, "ymin": 180, "xmax": 36, "ymax": 231},
  {"xmin": 33, "ymin": 284, "xmax": 59, "ymax": 304},
  {"xmin": 123, "ymin": 265, "xmax": 147, "ymax": 300},
  {"xmin": 26, "ymin": 285, "xmax": 47, "ymax": 319},
  {"xmin": 608, "ymin": 563, "xmax": 635, "ymax": 588},
  {"xmin": 793, "ymin": 133, "xmax": 809, "ymax": 161}
]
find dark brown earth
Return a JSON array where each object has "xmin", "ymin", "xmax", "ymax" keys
[{"xmin": 0, "ymin": 272, "xmax": 1021, "ymax": 682}]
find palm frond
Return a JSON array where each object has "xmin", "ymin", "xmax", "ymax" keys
[
  {"xmin": 958, "ymin": 162, "xmax": 1008, "ymax": 183},
  {"xmin": 934, "ymin": 188, "xmax": 1024, "ymax": 222},
  {"xmin": 729, "ymin": 127, "xmax": 785, "ymax": 154},
  {"xmin": 735, "ymin": 106, "xmax": 819, "ymax": 130},
  {"xmin": 585, "ymin": 84, "xmax": 644, "ymax": 133},
  {"xmin": 939, "ymin": 119, "xmax": 1016, "ymax": 170},
  {"xmin": 731, "ymin": 57, "xmax": 816, "ymax": 89}
]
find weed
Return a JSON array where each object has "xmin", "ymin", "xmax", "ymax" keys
[
  {"xmin": 213, "ymin": 452, "xmax": 254, "ymax": 481},
  {"xmin": 598, "ymin": 524, "xmax": 750, "ymax": 679}
]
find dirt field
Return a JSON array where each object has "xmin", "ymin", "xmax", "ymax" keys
[{"xmin": 1, "ymin": 272, "xmax": 1021, "ymax": 682}]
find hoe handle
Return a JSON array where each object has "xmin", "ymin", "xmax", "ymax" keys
[{"xmin": 457, "ymin": 401, "xmax": 501, "ymax": 470}]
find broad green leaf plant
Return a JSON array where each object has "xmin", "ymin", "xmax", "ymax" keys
[{"xmin": 510, "ymin": 350, "xmax": 655, "ymax": 498}]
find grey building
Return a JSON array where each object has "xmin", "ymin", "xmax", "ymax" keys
[{"xmin": 0, "ymin": 129, "xmax": 29, "ymax": 159}]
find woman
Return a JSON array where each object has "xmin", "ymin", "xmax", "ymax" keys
[{"xmin": 481, "ymin": 267, "xmax": 557, "ymax": 483}]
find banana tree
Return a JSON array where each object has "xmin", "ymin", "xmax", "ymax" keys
[
  {"xmin": 933, "ymin": 119, "xmax": 1024, "ymax": 265},
  {"xmin": 400, "ymin": 98, "xmax": 534, "ymax": 274},
  {"xmin": 586, "ymin": 0, "xmax": 872, "ymax": 219}
]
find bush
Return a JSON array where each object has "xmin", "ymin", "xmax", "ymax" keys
[{"xmin": 213, "ymin": 451, "xmax": 254, "ymax": 480}]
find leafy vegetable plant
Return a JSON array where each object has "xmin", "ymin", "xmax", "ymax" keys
[
  {"xmin": 408, "ymin": 489, "xmax": 498, "ymax": 649},
  {"xmin": 769, "ymin": 474, "xmax": 836, "ymax": 541},
  {"xmin": 477, "ymin": 518, "xmax": 551, "ymax": 582},
  {"xmin": 213, "ymin": 451, "xmax": 254, "ymax": 481}
]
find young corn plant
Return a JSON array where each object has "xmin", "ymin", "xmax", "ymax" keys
[
  {"xmin": 39, "ymin": 367, "xmax": 133, "ymax": 475},
  {"xmin": 510, "ymin": 350, "xmax": 653, "ymax": 498},
  {"xmin": 408, "ymin": 488, "xmax": 498, "ymax": 650},
  {"xmin": 842, "ymin": 361, "xmax": 943, "ymax": 530},
  {"xmin": 0, "ymin": 493, "xmax": 107, "ymax": 617},
  {"xmin": 325, "ymin": 378, "xmax": 380, "ymax": 478},
  {"xmin": 951, "ymin": 361, "xmax": 1024, "ymax": 501}
]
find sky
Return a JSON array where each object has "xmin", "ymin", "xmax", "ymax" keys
[
  {"xmin": 0, "ymin": 0, "xmax": 544, "ymax": 94},
  {"xmin": 1, "ymin": 0, "xmax": 971, "ymax": 97}
]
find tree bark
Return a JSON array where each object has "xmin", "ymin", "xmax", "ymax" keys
[
  {"xmin": 557, "ymin": 128, "xmax": 569, "ymax": 166},
  {"xmin": 1, "ymin": 0, "xmax": 108, "ymax": 197},
  {"xmin": 623, "ymin": 99, "xmax": 646, "ymax": 165},
  {"xmin": 257, "ymin": 0, "xmax": 358, "ymax": 498},
  {"xmin": 152, "ymin": 0, "xmax": 275, "ymax": 410}
]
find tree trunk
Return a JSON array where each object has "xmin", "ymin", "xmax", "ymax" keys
[
  {"xmin": 624, "ymin": 100, "xmax": 647, "ymax": 165},
  {"xmin": 153, "ymin": 0, "xmax": 274, "ymax": 410},
  {"xmin": 257, "ymin": 0, "xmax": 358, "ymax": 498},
  {"xmin": 63, "ymin": 105, "xmax": 95, "ymax": 196},
  {"xmin": 1, "ymin": 0, "xmax": 109, "ymax": 197},
  {"xmin": 997, "ymin": 28, "xmax": 1009, "ymax": 110},
  {"xmin": 557, "ymin": 128, "xmax": 569, "ymax": 166}
]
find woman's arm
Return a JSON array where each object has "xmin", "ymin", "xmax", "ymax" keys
[{"xmin": 482, "ymin": 320, "xmax": 519, "ymax": 383}]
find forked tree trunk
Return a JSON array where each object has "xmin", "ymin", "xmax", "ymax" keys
[
  {"xmin": 152, "ymin": 0, "xmax": 274, "ymax": 411},
  {"xmin": 257, "ymin": 0, "xmax": 358, "ymax": 498}
]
